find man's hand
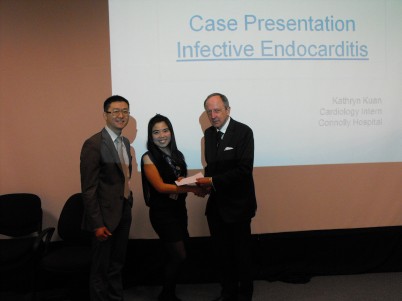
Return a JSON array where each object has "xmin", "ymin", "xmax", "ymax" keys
[
  {"xmin": 196, "ymin": 177, "xmax": 213, "ymax": 188},
  {"xmin": 95, "ymin": 226, "xmax": 112, "ymax": 241}
]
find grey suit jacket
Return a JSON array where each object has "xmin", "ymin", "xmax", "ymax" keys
[
  {"xmin": 204, "ymin": 118, "xmax": 257, "ymax": 223},
  {"xmin": 80, "ymin": 128, "xmax": 133, "ymax": 232}
]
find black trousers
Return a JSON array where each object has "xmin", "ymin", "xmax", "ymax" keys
[
  {"xmin": 207, "ymin": 214, "xmax": 254, "ymax": 300},
  {"xmin": 90, "ymin": 200, "xmax": 132, "ymax": 301}
]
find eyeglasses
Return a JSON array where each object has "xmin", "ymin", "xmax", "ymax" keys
[{"xmin": 106, "ymin": 109, "xmax": 130, "ymax": 117}]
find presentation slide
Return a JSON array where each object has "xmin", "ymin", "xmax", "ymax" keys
[{"xmin": 108, "ymin": 0, "xmax": 401, "ymax": 170}]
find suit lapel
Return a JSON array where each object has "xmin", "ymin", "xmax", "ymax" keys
[
  {"xmin": 216, "ymin": 119, "xmax": 235, "ymax": 158},
  {"xmin": 204, "ymin": 128, "xmax": 216, "ymax": 163}
]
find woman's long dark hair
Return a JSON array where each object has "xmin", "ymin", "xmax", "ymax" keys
[{"xmin": 146, "ymin": 114, "xmax": 187, "ymax": 177}]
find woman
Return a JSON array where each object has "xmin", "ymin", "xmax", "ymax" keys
[{"xmin": 141, "ymin": 114, "xmax": 204, "ymax": 301}]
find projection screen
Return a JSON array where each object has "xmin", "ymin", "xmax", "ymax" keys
[{"xmin": 108, "ymin": 0, "xmax": 402, "ymax": 236}]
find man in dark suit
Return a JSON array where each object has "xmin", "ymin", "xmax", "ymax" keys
[
  {"xmin": 197, "ymin": 93, "xmax": 257, "ymax": 301},
  {"xmin": 80, "ymin": 95, "xmax": 133, "ymax": 301}
]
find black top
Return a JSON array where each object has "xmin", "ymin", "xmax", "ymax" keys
[{"xmin": 141, "ymin": 151, "xmax": 187, "ymax": 208}]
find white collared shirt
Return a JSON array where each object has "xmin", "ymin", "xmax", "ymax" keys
[
  {"xmin": 105, "ymin": 126, "xmax": 129, "ymax": 165},
  {"xmin": 217, "ymin": 116, "xmax": 231, "ymax": 137}
]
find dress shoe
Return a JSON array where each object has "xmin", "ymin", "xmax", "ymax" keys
[
  {"xmin": 211, "ymin": 295, "xmax": 238, "ymax": 301},
  {"xmin": 158, "ymin": 290, "xmax": 182, "ymax": 301}
]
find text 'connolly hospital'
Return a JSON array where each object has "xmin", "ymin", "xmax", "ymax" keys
[{"xmin": 319, "ymin": 96, "xmax": 383, "ymax": 127}]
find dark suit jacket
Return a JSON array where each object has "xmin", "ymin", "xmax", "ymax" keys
[
  {"xmin": 80, "ymin": 128, "xmax": 133, "ymax": 233},
  {"xmin": 204, "ymin": 118, "xmax": 257, "ymax": 223}
]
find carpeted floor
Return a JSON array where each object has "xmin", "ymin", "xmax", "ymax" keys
[
  {"xmin": 2, "ymin": 272, "xmax": 402, "ymax": 301},
  {"xmin": 124, "ymin": 272, "xmax": 402, "ymax": 301}
]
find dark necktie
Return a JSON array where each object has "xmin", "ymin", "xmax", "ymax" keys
[{"xmin": 216, "ymin": 131, "xmax": 223, "ymax": 149}]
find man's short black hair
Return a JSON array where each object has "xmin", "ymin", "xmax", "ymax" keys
[{"xmin": 104, "ymin": 95, "xmax": 129, "ymax": 112}]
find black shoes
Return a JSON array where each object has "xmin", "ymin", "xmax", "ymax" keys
[
  {"xmin": 211, "ymin": 293, "xmax": 252, "ymax": 301},
  {"xmin": 158, "ymin": 290, "xmax": 182, "ymax": 301}
]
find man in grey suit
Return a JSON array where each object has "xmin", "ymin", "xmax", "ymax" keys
[
  {"xmin": 197, "ymin": 93, "xmax": 257, "ymax": 301},
  {"xmin": 80, "ymin": 95, "xmax": 133, "ymax": 301}
]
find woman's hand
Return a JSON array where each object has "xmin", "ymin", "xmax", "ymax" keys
[{"xmin": 191, "ymin": 185, "xmax": 209, "ymax": 197}]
